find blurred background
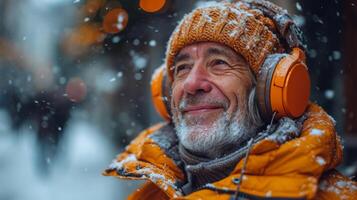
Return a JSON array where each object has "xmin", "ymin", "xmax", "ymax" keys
[{"xmin": 0, "ymin": 0, "xmax": 356, "ymax": 199}]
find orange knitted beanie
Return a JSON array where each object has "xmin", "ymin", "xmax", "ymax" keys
[{"xmin": 165, "ymin": 0, "xmax": 284, "ymax": 81}]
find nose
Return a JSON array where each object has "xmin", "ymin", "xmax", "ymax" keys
[{"xmin": 183, "ymin": 64, "xmax": 212, "ymax": 95}]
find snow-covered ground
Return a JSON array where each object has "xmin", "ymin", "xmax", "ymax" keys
[{"xmin": 0, "ymin": 110, "xmax": 143, "ymax": 200}]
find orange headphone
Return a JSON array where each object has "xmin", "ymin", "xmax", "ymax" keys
[
  {"xmin": 151, "ymin": 1, "xmax": 311, "ymax": 122},
  {"xmin": 256, "ymin": 47, "xmax": 310, "ymax": 121},
  {"xmin": 151, "ymin": 65, "xmax": 172, "ymax": 121}
]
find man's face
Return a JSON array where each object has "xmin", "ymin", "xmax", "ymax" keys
[{"xmin": 171, "ymin": 42, "xmax": 257, "ymax": 158}]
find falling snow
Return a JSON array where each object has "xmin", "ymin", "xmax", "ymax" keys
[
  {"xmin": 95, "ymin": 70, "xmax": 122, "ymax": 92},
  {"xmin": 59, "ymin": 77, "xmax": 66, "ymax": 85},
  {"xmin": 133, "ymin": 39, "xmax": 140, "ymax": 46},
  {"xmin": 117, "ymin": 71, "xmax": 123, "ymax": 78},
  {"xmin": 324, "ymin": 90, "xmax": 335, "ymax": 99},
  {"xmin": 130, "ymin": 50, "xmax": 148, "ymax": 71},
  {"xmin": 332, "ymin": 51, "xmax": 341, "ymax": 60},
  {"xmin": 296, "ymin": 2, "xmax": 302, "ymax": 11},
  {"xmin": 134, "ymin": 73, "xmax": 143, "ymax": 80},
  {"xmin": 312, "ymin": 15, "xmax": 324, "ymax": 24},
  {"xmin": 308, "ymin": 49, "xmax": 317, "ymax": 58},
  {"xmin": 316, "ymin": 156, "xmax": 326, "ymax": 166},
  {"xmin": 310, "ymin": 128, "xmax": 324, "ymax": 136},
  {"xmin": 149, "ymin": 40, "xmax": 157, "ymax": 47},
  {"xmin": 116, "ymin": 13, "xmax": 126, "ymax": 31},
  {"xmin": 112, "ymin": 36, "xmax": 120, "ymax": 43}
]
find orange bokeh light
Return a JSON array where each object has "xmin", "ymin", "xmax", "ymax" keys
[
  {"xmin": 62, "ymin": 24, "xmax": 105, "ymax": 57},
  {"xmin": 139, "ymin": 0, "xmax": 166, "ymax": 13},
  {"xmin": 102, "ymin": 8, "xmax": 128, "ymax": 34}
]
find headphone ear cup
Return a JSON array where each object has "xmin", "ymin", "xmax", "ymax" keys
[
  {"xmin": 257, "ymin": 48, "xmax": 310, "ymax": 122},
  {"xmin": 270, "ymin": 48, "xmax": 310, "ymax": 118},
  {"xmin": 151, "ymin": 65, "xmax": 171, "ymax": 121},
  {"xmin": 256, "ymin": 54, "xmax": 285, "ymax": 122}
]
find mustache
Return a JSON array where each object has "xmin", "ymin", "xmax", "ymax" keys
[{"xmin": 178, "ymin": 93, "xmax": 229, "ymax": 112}]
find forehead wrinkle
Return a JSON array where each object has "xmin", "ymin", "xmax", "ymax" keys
[{"xmin": 204, "ymin": 46, "xmax": 245, "ymax": 63}]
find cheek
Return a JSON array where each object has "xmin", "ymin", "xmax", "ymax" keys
[
  {"xmin": 217, "ymin": 76, "xmax": 252, "ymax": 113},
  {"xmin": 171, "ymin": 82, "xmax": 184, "ymax": 110}
]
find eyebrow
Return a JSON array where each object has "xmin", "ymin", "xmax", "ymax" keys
[
  {"xmin": 173, "ymin": 52, "xmax": 191, "ymax": 66},
  {"xmin": 206, "ymin": 46, "xmax": 247, "ymax": 64}
]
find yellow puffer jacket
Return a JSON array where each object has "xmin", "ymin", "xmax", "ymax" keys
[{"xmin": 103, "ymin": 104, "xmax": 357, "ymax": 200}]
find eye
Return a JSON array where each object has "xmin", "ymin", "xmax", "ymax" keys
[
  {"xmin": 214, "ymin": 59, "xmax": 227, "ymax": 65},
  {"xmin": 211, "ymin": 59, "xmax": 230, "ymax": 69},
  {"xmin": 174, "ymin": 64, "xmax": 191, "ymax": 77}
]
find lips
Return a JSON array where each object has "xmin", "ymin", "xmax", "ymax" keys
[{"xmin": 182, "ymin": 105, "xmax": 223, "ymax": 115}]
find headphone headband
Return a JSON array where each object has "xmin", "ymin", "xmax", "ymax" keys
[{"xmin": 239, "ymin": 0, "xmax": 305, "ymax": 50}]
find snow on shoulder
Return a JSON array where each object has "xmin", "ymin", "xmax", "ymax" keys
[{"xmin": 108, "ymin": 154, "xmax": 137, "ymax": 170}]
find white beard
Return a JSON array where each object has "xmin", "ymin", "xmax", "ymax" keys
[{"xmin": 174, "ymin": 109, "xmax": 257, "ymax": 158}]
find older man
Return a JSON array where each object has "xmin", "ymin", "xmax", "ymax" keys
[{"xmin": 104, "ymin": 0, "xmax": 357, "ymax": 199}]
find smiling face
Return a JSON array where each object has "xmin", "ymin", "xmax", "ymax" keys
[{"xmin": 171, "ymin": 42, "xmax": 261, "ymax": 158}]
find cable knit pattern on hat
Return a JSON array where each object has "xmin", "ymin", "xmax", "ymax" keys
[{"xmin": 165, "ymin": 1, "xmax": 282, "ymax": 81}]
